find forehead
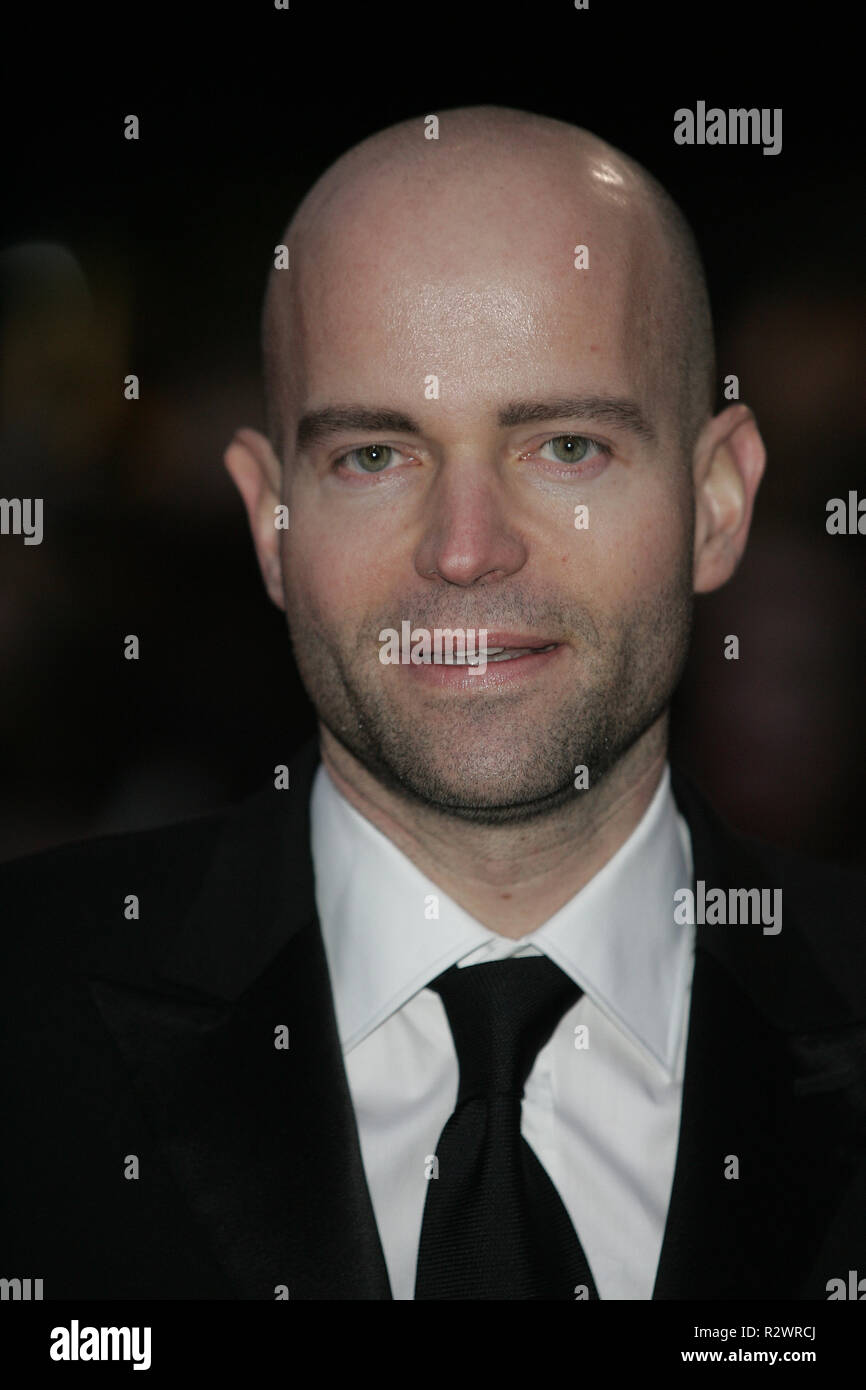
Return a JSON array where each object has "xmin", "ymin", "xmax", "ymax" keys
[{"xmin": 287, "ymin": 154, "xmax": 670, "ymax": 422}]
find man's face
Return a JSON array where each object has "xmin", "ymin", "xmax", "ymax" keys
[{"xmin": 278, "ymin": 161, "xmax": 695, "ymax": 821}]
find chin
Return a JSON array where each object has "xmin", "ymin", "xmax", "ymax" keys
[{"xmin": 391, "ymin": 756, "xmax": 577, "ymax": 824}]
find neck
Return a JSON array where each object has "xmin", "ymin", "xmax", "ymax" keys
[{"xmin": 318, "ymin": 718, "xmax": 669, "ymax": 939}]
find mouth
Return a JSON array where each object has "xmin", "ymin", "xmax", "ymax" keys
[
  {"xmin": 404, "ymin": 634, "xmax": 564, "ymax": 688},
  {"xmin": 434, "ymin": 642, "xmax": 559, "ymax": 665}
]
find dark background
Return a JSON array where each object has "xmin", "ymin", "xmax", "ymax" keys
[{"xmin": 1, "ymin": 2, "xmax": 864, "ymax": 864}]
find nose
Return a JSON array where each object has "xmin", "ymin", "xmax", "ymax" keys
[{"xmin": 413, "ymin": 460, "xmax": 528, "ymax": 587}]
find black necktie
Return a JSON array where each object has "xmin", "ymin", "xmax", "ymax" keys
[{"xmin": 413, "ymin": 954, "xmax": 600, "ymax": 1300}]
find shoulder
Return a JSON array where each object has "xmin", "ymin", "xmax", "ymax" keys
[
  {"xmin": 1, "ymin": 740, "xmax": 322, "ymax": 996},
  {"xmin": 671, "ymin": 764, "xmax": 866, "ymax": 1021},
  {"xmin": 736, "ymin": 831, "xmax": 866, "ymax": 998},
  {"xmin": 0, "ymin": 809, "xmax": 228, "ymax": 980}
]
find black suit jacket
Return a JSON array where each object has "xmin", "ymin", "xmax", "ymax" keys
[{"xmin": 2, "ymin": 737, "xmax": 865, "ymax": 1300}]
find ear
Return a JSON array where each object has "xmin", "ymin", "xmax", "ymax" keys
[
  {"xmin": 223, "ymin": 427, "xmax": 286, "ymax": 610},
  {"xmin": 692, "ymin": 403, "xmax": 766, "ymax": 594}
]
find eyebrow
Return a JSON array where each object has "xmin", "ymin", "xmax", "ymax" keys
[
  {"xmin": 295, "ymin": 394, "xmax": 656, "ymax": 451},
  {"xmin": 297, "ymin": 406, "xmax": 419, "ymax": 452},
  {"xmin": 498, "ymin": 396, "xmax": 657, "ymax": 446}
]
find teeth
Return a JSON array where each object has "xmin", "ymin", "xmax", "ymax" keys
[
  {"xmin": 487, "ymin": 647, "xmax": 537, "ymax": 662},
  {"xmin": 487, "ymin": 643, "xmax": 557, "ymax": 662},
  {"xmin": 429, "ymin": 643, "xmax": 556, "ymax": 665}
]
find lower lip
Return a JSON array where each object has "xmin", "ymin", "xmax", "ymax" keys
[{"xmin": 401, "ymin": 644, "xmax": 563, "ymax": 689}]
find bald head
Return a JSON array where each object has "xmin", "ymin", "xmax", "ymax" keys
[
  {"xmin": 228, "ymin": 103, "xmax": 764, "ymax": 832},
  {"xmin": 262, "ymin": 105, "xmax": 715, "ymax": 464}
]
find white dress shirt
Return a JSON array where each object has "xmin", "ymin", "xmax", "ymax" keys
[{"xmin": 309, "ymin": 761, "xmax": 695, "ymax": 1300}]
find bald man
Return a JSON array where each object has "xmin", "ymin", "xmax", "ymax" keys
[{"xmin": 2, "ymin": 108, "xmax": 865, "ymax": 1304}]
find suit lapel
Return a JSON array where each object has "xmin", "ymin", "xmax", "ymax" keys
[
  {"xmin": 653, "ymin": 772, "xmax": 866, "ymax": 1298},
  {"xmin": 87, "ymin": 738, "xmax": 392, "ymax": 1300}
]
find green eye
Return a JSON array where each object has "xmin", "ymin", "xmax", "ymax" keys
[
  {"xmin": 546, "ymin": 435, "xmax": 590, "ymax": 464},
  {"xmin": 353, "ymin": 445, "xmax": 394, "ymax": 472}
]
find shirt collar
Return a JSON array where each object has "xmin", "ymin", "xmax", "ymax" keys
[{"xmin": 310, "ymin": 761, "xmax": 693, "ymax": 1076}]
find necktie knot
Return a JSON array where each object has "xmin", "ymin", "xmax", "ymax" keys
[{"xmin": 427, "ymin": 955, "xmax": 582, "ymax": 1103}]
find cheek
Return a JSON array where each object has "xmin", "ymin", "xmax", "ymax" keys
[
  {"xmin": 577, "ymin": 482, "xmax": 691, "ymax": 608},
  {"xmin": 281, "ymin": 510, "xmax": 398, "ymax": 631}
]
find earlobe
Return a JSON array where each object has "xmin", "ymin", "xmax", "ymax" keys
[
  {"xmin": 693, "ymin": 405, "xmax": 766, "ymax": 595},
  {"xmin": 223, "ymin": 428, "xmax": 286, "ymax": 611}
]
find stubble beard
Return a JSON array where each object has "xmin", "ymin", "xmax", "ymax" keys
[{"xmin": 284, "ymin": 566, "xmax": 694, "ymax": 827}]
